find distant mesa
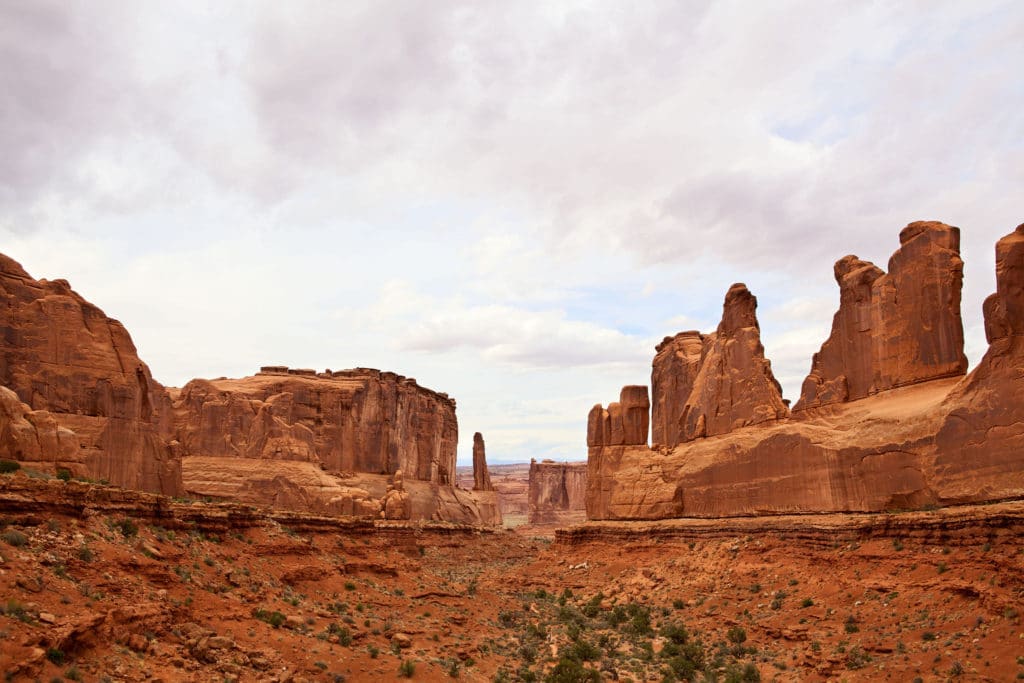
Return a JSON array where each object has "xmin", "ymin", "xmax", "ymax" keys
[{"xmin": 587, "ymin": 221, "xmax": 1024, "ymax": 520}]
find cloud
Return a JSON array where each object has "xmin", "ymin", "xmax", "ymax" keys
[{"xmin": 2, "ymin": 1, "xmax": 1022, "ymax": 464}]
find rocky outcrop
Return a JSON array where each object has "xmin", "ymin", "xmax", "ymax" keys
[
  {"xmin": 651, "ymin": 331, "xmax": 704, "ymax": 448},
  {"xmin": 931, "ymin": 223, "xmax": 1024, "ymax": 503},
  {"xmin": 472, "ymin": 432, "xmax": 493, "ymax": 491},
  {"xmin": 171, "ymin": 368, "xmax": 501, "ymax": 525},
  {"xmin": 586, "ymin": 222, "xmax": 1024, "ymax": 521},
  {"xmin": 0, "ymin": 254, "xmax": 180, "ymax": 494},
  {"xmin": 0, "ymin": 386, "xmax": 79, "ymax": 470},
  {"xmin": 528, "ymin": 459, "xmax": 587, "ymax": 525},
  {"xmin": 587, "ymin": 386, "xmax": 650, "ymax": 447},
  {"xmin": 795, "ymin": 222, "xmax": 967, "ymax": 410},
  {"xmin": 172, "ymin": 369, "xmax": 458, "ymax": 483},
  {"xmin": 678, "ymin": 284, "xmax": 788, "ymax": 441}
]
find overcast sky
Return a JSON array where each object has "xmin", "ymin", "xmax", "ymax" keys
[{"xmin": 2, "ymin": 1, "xmax": 1021, "ymax": 465}]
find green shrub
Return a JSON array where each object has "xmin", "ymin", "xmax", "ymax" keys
[
  {"xmin": 2, "ymin": 529, "xmax": 27, "ymax": 547},
  {"xmin": 46, "ymin": 648, "xmax": 65, "ymax": 665},
  {"xmin": 253, "ymin": 608, "xmax": 286, "ymax": 628},
  {"xmin": 545, "ymin": 657, "xmax": 600, "ymax": 683},
  {"xmin": 398, "ymin": 659, "xmax": 416, "ymax": 678},
  {"xmin": 56, "ymin": 469, "xmax": 72, "ymax": 481},
  {"xmin": 0, "ymin": 460, "xmax": 21, "ymax": 474},
  {"xmin": 800, "ymin": 598, "xmax": 814, "ymax": 608},
  {"xmin": 727, "ymin": 626, "xmax": 747, "ymax": 644},
  {"xmin": 115, "ymin": 518, "xmax": 138, "ymax": 538}
]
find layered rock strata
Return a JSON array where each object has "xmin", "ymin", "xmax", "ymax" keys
[
  {"xmin": 0, "ymin": 252, "xmax": 500, "ymax": 525},
  {"xmin": 587, "ymin": 222, "xmax": 1024, "ymax": 520},
  {"xmin": 171, "ymin": 369, "xmax": 501, "ymax": 525},
  {"xmin": 587, "ymin": 386, "xmax": 650, "ymax": 447},
  {"xmin": 795, "ymin": 221, "xmax": 967, "ymax": 410},
  {"xmin": 528, "ymin": 459, "xmax": 587, "ymax": 525},
  {"xmin": 0, "ymin": 254, "xmax": 180, "ymax": 494}
]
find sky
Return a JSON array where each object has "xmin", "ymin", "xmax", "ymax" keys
[{"xmin": 1, "ymin": 1, "xmax": 1021, "ymax": 466}]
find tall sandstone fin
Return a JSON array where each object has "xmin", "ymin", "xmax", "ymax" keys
[
  {"xmin": 472, "ymin": 431, "xmax": 493, "ymax": 491},
  {"xmin": 678, "ymin": 283, "xmax": 788, "ymax": 441},
  {"xmin": 796, "ymin": 221, "xmax": 967, "ymax": 410}
]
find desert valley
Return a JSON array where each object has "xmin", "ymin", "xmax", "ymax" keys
[{"xmin": 2, "ymin": 221, "xmax": 1023, "ymax": 682}]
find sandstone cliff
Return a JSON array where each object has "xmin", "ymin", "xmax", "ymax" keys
[
  {"xmin": 587, "ymin": 222, "xmax": 1024, "ymax": 520},
  {"xmin": 472, "ymin": 432, "xmax": 493, "ymax": 491},
  {"xmin": 0, "ymin": 254, "xmax": 180, "ymax": 494},
  {"xmin": 795, "ymin": 222, "xmax": 967, "ymax": 410},
  {"xmin": 527, "ymin": 459, "xmax": 587, "ymax": 525},
  {"xmin": 171, "ymin": 368, "xmax": 501, "ymax": 525}
]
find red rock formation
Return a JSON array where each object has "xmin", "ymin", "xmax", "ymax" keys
[
  {"xmin": 586, "ymin": 223, "xmax": 1024, "ymax": 521},
  {"xmin": 679, "ymin": 284, "xmax": 788, "ymax": 441},
  {"xmin": 931, "ymin": 223, "xmax": 1024, "ymax": 502},
  {"xmin": 0, "ymin": 254, "xmax": 180, "ymax": 494},
  {"xmin": 796, "ymin": 222, "xmax": 967, "ymax": 410},
  {"xmin": 472, "ymin": 432, "xmax": 493, "ymax": 491},
  {"xmin": 527, "ymin": 459, "xmax": 587, "ymax": 525},
  {"xmin": 587, "ymin": 386, "xmax": 649, "ymax": 447},
  {"xmin": 172, "ymin": 369, "xmax": 457, "ymax": 482},
  {"xmin": 651, "ymin": 331, "xmax": 704, "ymax": 448},
  {"xmin": 0, "ymin": 386, "xmax": 79, "ymax": 470},
  {"xmin": 171, "ymin": 368, "xmax": 501, "ymax": 525}
]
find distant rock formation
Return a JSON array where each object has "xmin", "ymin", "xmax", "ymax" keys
[
  {"xmin": 586, "ymin": 222, "xmax": 1024, "ymax": 520},
  {"xmin": 528, "ymin": 459, "xmax": 587, "ymax": 525},
  {"xmin": 171, "ymin": 368, "xmax": 501, "ymax": 525},
  {"xmin": 795, "ymin": 221, "xmax": 967, "ymax": 410},
  {"xmin": 0, "ymin": 253, "xmax": 180, "ymax": 494},
  {"xmin": 472, "ymin": 432, "xmax": 493, "ymax": 491}
]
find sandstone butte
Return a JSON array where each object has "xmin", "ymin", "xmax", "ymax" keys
[
  {"xmin": 527, "ymin": 458, "xmax": 588, "ymax": 525},
  {"xmin": 587, "ymin": 221, "xmax": 1024, "ymax": 519},
  {"xmin": 0, "ymin": 253, "xmax": 500, "ymax": 525}
]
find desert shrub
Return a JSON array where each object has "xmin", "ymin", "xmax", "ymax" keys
[
  {"xmin": 545, "ymin": 656, "xmax": 600, "ymax": 683},
  {"xmin": 0, "ymin": 460, "xmax": 21, "ymax": 474},
  {"xmin": 56, "ymin": 469, "xmax": 72, "ymax": 481},
  {"xmin": 253, "ymin": 608, "xmax": 286, "ymax": 629},
  {"xmin": 398, "ymin": 659, "xmax": 416, "ymax": 678},
  {"xmin": 564, "ymin": 638, "xmax": 600, "ymax": 662},
  {"xmin": 115, "ymin": 518, "xmax": 138, "ymax": 538},
  {"xmin": 327, "ymin": 623, "xmax": 352, "ymax": 646},
  {"xmin": 800, "ymin": 598, "xmax": 814, "ymax": 608},
  {"xmin": 723, "ymin": 662, "xmax": 761, "ymax": 683},
  {"xmin": 727, "ymin": 626, "xmax": 747, "ymax": 644},
  {"xmin": 2, "ymin": 529, "xmax": 27, "ymax": 547},
  {"xmin": 46, "ymin": 647, "xmax": 65, "ymax": 665},
  {"xmin": 845, "ymin": 646, "xmax": 871, "ymax": 670}
]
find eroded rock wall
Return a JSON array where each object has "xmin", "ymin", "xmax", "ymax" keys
[
  {"xmin": 0, "ymin": 254, "xmax": 180, "ymax": 494},
  {"xmin": 586, "ymin": 223, "xmax": 1024, "ymax": 521},
  {"xmin": 528, "ymin": 459, "xmax": 587, "ymax": 525},
  {"xmin": 796, "ymin": 222, "xmax": 967, "ymax": 410}
]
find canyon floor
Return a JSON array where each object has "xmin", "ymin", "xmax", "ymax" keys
[{"xmin": 2, "ymin": 474, "xmax": 1023, "ymax": 682}]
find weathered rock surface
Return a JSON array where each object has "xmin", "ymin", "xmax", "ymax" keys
[
  {"xmin": 796, "ymin": 222, "xmax": 967, "ymax": 410},
  {"xmin": 587, "ymin": 385, "xmax": 650, "ymax": 447},
  {"xmin": 679, "ymin": 284, "xmax": 788, "ymax": 441},
  {"xmin": 0, "ymin": 386, "xmax": 79, "ymax": 469},
  {"xmin": 172, "ymin": 368, "xmax": 500, "ymax": 525},
  {"xmin": 456, "ymin": 462, "xmax": 530, "ymax": 519},
  {"xmin": 587, "ymin": 223, "xmax": 1024, "ymax": 521},
  {"xmin": 651, "ymin": 331, "xmax": 704, "ymax": 448},
  {"xmin": 528, "ymin": 459, "xmax": 587, "ymax": 525},
  {"xmin": 0, "ymin": 254, "xmax": 180, "ymax": 494},
  {"xmin": 472, "ymin": 432, "xmax": 493, "ymax": 491}
]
